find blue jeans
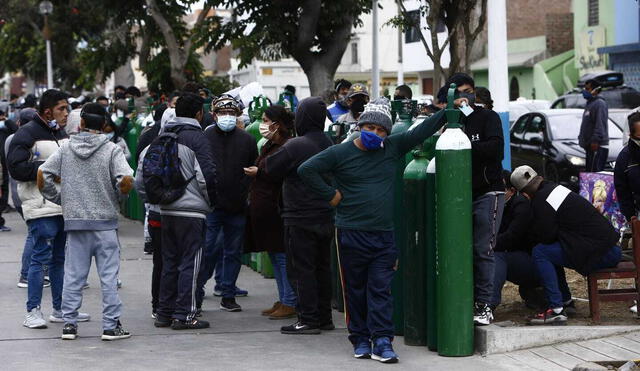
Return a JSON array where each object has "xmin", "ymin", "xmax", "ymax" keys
[
  {"xmin": 268, "ymin": 252, "xmax": 296, "ymax": 307},
  {"xmin": 20, "ymin": 230, "xmax": 35, "ymax": 279},
  {"xmin": 491, "ymin": 251, "xmax": 541, "ymax": 307},
  {"xmin": 26, "ymin": 216, "xmax": 66, "ymax": 311},
  {"xmin": 198, "ymin": 210, "xmax": 245, "ymax": 300},
  {"xmin": 532, "ymin": 242, "xmax": 621, "ymax": 308}
]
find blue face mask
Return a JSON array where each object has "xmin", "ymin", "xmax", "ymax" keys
[
  {"xmin": 582, "ymin": 90, "xmax": 593, "ymax": 100},
  {"xmin": 217, "ymin": 115, "xmax": 237, "ymax": 132},
  {"xmin": 360, "ymin": 129, "xmax": 384, "ymax": 150}
]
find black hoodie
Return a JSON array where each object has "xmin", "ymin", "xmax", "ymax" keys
[{"xmin": 264, "ymin": 97, "xmax": 334, "ymax": 225}]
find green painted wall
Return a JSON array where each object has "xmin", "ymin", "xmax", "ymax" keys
[
  {"xmin": 473, "ymin": 67, "xmax": 535, "ymax": 99},
  {"xmin": 573, "ymin": 0, "xmax": 616, "ymax": 46}
]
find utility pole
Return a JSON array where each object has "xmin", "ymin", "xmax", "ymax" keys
[
  {"xmin": 39, "ymin": 1, "xmax": 54, "ymax": 90},
  {"xmin": 488, "ymin": 0, "xmax": 510, "ymax": 169},
  {"xmin": 397, "ymin": 2, "xmax": 404, "ymax": 86},
  {"xmin": 372, "ymin": 0, "xmax": 380, "ymax": 97}
]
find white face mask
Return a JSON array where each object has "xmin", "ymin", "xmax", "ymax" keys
[
  {"xmin": 217, "ymin": 115, "xmax": 237, "ymax": 132},
  {"xmin": 259, "ymin": 122, "xmax": 276, "ymax": 139}
]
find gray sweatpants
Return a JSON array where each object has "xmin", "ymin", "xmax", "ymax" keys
[
  {"xmin": 62, "ymin": 229, "xmax": 122, "ymax": 330},
  {"xmin": 472, "ymin": 192, "xmax": 505, "ymax": 305}
]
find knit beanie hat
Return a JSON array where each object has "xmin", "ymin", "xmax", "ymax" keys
[{"xmin": 358, "ymin": 97, "xmax": 392, "ymax": 134}]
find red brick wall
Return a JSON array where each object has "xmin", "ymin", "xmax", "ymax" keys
[
  {"xmin": 507, "ymin": 0, "xmax": 572, "ymax": 39},
  {"xmin": 546, "ymin": 13, "xmax": 574, "ymax": 56}
]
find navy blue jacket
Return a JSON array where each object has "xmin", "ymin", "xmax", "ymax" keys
[{"xmin": 579, "ymin": 96, "xmax": 609, "ymax": 149}]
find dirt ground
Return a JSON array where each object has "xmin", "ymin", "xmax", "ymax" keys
[{"xmin": 496, "ymin": 268, "xmax": 640, "ymax": 326}]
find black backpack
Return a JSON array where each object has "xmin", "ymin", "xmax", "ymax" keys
[{"xmin": 142, "ymin": 127, "xmax": 195, "ymax": 205}]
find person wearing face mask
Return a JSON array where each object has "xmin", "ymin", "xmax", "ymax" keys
[
  {"xmin": 614, "ymin": 112, "xmax": 640, "ymax": 223},
  {"xmin": 260, "ymin": 97, "xmax": 335, "ymax": 335},
  {"xmin": 101, "ymin": 114, "xmax": 131, "ymax": 161},
  {"xmin": 579, "ymin": 79, "xmax": 609, "ymax": 172},
  {"xmin": 243, "ymin": 105, "xmax": 297, "ymax": 320},
  {"xmin": 490, "ymin": 170, "xmax": 547, "ymax": 313},
  {"xmin": 198, "ymin": 95, "xmax": 257, "ymax": 313},
  {"xmin": 337, "ymin": 83, "xmax": 370, "ymax": 135},
  {"xmin": 7, "ymin": 89, "xmax": 71, "ymax": 329},
  {"xmin": 444, "ymin": 74, "xmax": 505, "ymax": 326},
  {"xmin": 298, "ymin": 97, "xmax": 457, "ymax": 363},
  {"xmin": 328, "ymin": 79, "xmax": 352, "ymax": 122}
]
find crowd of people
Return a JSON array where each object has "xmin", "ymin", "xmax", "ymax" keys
[{"xmin": 0, "ymin": 71, "xmax": 635, "ymax": 364}]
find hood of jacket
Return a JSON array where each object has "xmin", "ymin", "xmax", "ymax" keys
[
  {"xmin": 295, "ymin": 97, "xmax": 327, "ymax": 136},
  {"xmin": 163, "ymin": 116, "xmax": 202, "ymax": 132},
  {"xmin": 69, "ymin": 132, "xmax": 111, "ymax": 159}
]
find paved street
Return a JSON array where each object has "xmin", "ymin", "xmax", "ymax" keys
[{"xmin": 0, "ymin": 211, "xmax": 639, "ymax": 370}]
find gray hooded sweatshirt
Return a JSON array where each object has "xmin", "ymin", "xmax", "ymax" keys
[{"xmin": 40, "ymin": 132, "xmax": 134, "ymax": 231}]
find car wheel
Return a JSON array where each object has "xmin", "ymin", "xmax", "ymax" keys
[{"xmin": 544, "ymin": 163, "xmax": 560, "ymax": 183}]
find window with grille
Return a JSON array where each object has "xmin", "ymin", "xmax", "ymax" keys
[
  {"xmin": 351, "ymin": 43, "xmax": 358, "ymax": 64},
  {"xmin": 588, "ymin": 0, "xmax": 599, "ymax": 26}
]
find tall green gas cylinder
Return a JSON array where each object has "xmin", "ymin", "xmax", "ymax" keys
[
  {"xmin": 425, "ymin": 147, "xmax": 438, "ymax": 351},
  {"xmin": 435, "ymin": 84, "xmax": 474, "ymax": 357},
  {"xmin": 402, "ymin": 145, "xmax": 429, "ymax": 346},
  {"xmin": 390, "ymin": 99, "xmax": 415, "ymax": 336}
]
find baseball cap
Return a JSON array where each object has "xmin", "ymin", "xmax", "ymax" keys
[
  {"xmin": 347, "ymin": 83, "xmax": 369, "ymax": 98},
  {"xmin": 510, "ymin": 165, "xmax": 538, "ymax": 191}
]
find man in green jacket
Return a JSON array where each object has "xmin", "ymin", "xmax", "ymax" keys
[{"xmin": 298, "ymin": 96, "xmax": 464, "ymax": 363}]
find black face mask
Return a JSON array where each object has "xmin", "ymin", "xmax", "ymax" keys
[{"xmin": 350, "ymin": 99, "xmax": 366, "ymax": 115}]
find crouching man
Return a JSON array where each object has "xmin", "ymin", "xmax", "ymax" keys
[{"xmin": 510, "ymin": 165, "xmax": 621, "ymax": 325}]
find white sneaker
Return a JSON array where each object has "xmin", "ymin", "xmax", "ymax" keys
[
  {"xmin": 630, "ymin": 301, "xmax": 637, "ymax": 314},
  {"xmin": 24, "ymin": 307, "xmax": 47, "ymax": 329},
  {"xmin": 49, "ymin": 309, "xmax": 91, "ymax": 323},
  {"xmin": 473, "ymin": 303, "xmax": 494, "ymax": 326}
]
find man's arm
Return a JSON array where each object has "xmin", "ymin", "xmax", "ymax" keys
[
  {"xmin": 110, "ymin": 146, "xmax": 134, "ymax": 197},
  {"xmin": 263, "ymin": 146, "xmax": 295, "ymax": 182},
  {"xmin": 393, "ymin": 110, "xmax": 446, "ymax": 154},
  {"xmin": 7, "ymin": 129, "xmax": 40, "ymax": 182},
  {"xmin": 297, "ymin": 147, "xmax": 339, "ymax": 202},
  {"xmin": 192, "ymin": 133, "xmax": 217, "ymax": 206},
  {"xmin": 530, "ymin": 199, "xmax": 559, "ymax": 244},
  {"xmin": 37, "ymin": 146, "xmax": 62, "ymax": 205},
  {"xmin": 614, "ymin": 153, "xmax": 635, "ymax": 221},
  {"xmin": 472, "ymin": 111, "xmax": 504, "ymax": 160},
  {"xmin": 134, "ymin": 146, "xmax": 149, "ymax": 202}
]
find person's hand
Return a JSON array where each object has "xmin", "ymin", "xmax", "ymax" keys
[
  {"xmin": 329, "ymin": 190, "xmax": 342, "ymax": 207},
  {"xmin": 243, "ymin": 166, "xmax": 258, "ymax": 177},
  {"xmin": 54, "ymin": 176, "xmax": 61, "ymax": 184},
  {"xmin": 590, "ymin": 142, "xmax": 600, "ymax": 152},
  {"xmin": 453, "ymin": 97, "xmax": 469, "ymax": 108}
]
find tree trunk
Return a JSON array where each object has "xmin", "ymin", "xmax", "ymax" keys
[{"xmin": 299, "ymin": 58, "xmax": 335, "ymax": 96}]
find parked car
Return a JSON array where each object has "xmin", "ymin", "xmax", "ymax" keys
[
  {"xmin": 551, "ymin": 71, "xmax": 640, "ymax": 109},
  {"xmin": 509, "ymin": 98, "xmax": 551, "ymax": 128},
  {"xmin": 510, "ymin": 109, "xmax": 624, "ymax": 190}
]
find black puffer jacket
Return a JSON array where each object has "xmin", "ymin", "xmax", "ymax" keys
[
  {"xmin": 204, "ymin": 124, "xmax": 257, "ymax": 214},
  {"xmin": 531, "ymin": 181, "xmax": 619, "ymax": 275},
  {"xmin": 264, "ymin": 97, "xmax": 334, "ymax": 225},
  {"xmin": 614, "ymin": 140, "xmax": 640, "ymax": 221}
]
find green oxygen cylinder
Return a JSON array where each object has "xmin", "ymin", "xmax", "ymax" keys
[
  {"xmin": 435, "ymin": 84, "xmax": 474, "ymax": 357},
  {"xmin": 390, "ymin": 99, "xmax": 415, "ymax": 336},
  {"xmin": 402, "ymin": 146, "xmax": 429, "ymax": 346},
  {"xmin": 246, "ymin": 96, "xmax": 268, "ymax": 142},
  {"xmin": 425, "ymin": 133, "xmax": 439, "ymax": 351}
]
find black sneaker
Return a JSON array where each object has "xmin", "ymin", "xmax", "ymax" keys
[
  {"xmin": 195, "ymin": 308, "xmax": 203, "ymax": 317},
  {"xmin": 564, "ymin": 300, "xmax": 577, "ymax": 317},
  {"xmin": 220, "ymin": 298, "xmax": 242, "ymax": 312},
  {"xmin": 473, "ymin": 302, "xmax": 493, "ymax": 326},
  {"xmin": 143, "ymin": 241, "xmax": 153, "ymax": 255},
  {"xmin": 171, "ymin": 318, "xmax": 210, "ymax": 330},
  {"xmin": 281, "ymin": 321, "xmax": 321, "ymax": 335},
  {"xmin": 154, "ymin": 315, "xmax": 172, "ymax": 328},
  {"xmin": 102, "ymin": 321, "xmax": 131, "ymax": 341},
  {"xmin": 61, "ymin": 323, "xmax": 77, "ymax": 340},
  {"xmin": 319, "ymin": 321, "xmax": 336, "ymax": 331},
  {"xmin": 529, "ymin": 308, "xmax": 568, "ymax": 326}
]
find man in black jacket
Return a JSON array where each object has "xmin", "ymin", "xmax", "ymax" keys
[
  {"xmin": 579, "ymin": 79, "xmax": 609, "ymax": 172},
  {"xmin": 491, "ymin": 171, "xmax": 542, "ymax": 310},
  {"xmin": 446, "ymin": 74, "xmax": 505, "ymax": 325},
  {"xmin": 199, "ymin": 95, "xmax": 257, "ymax": 313},
  {"xmin": 263, "ymin": 97, "xmax": 335, "ymax": 334},
  {"xmin": 614, "ymin": 112, "xmax": 640, "ymax": 222},
  {"xmin": 511, "ymin": 165, "xmax": 621, "ymax": 325},
  {"xmin": 0, "ymin": 107, "xmax": 18, "ymax": 231}
]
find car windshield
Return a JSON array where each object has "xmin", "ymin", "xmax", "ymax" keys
[{"xmin": 548, "ymin": 113, "xmax": 623, "ymax": 140}]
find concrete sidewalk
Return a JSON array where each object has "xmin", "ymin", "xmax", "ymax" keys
[{"xmin": 0, "ymin": 211, "xmax": 638, "ymax": 370}]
